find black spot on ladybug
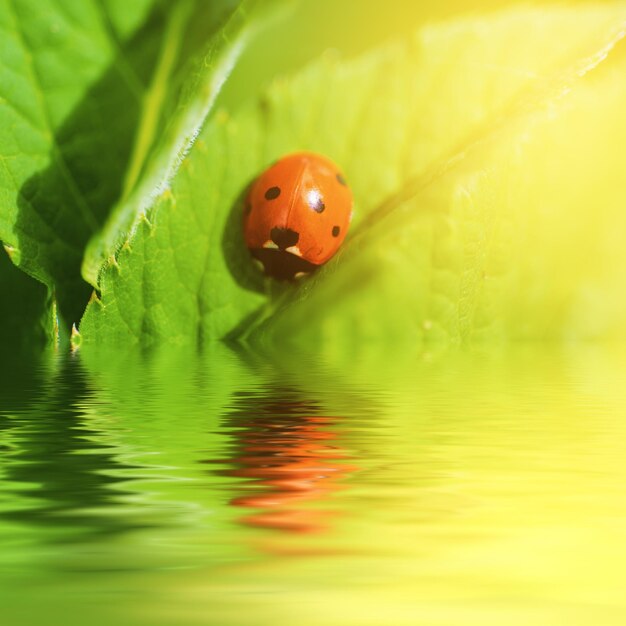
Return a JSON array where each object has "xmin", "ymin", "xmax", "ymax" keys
[
  {"xmin": 270, "ymin": 227, "xmax": 299, "ymax": 250},
  {"xmin": 336, "ymin": 173, "xmax": 347, "ymax": 186},
  {"xmin": 265, "ymin": 186, "xmax": 281, "ymax": 200},
  {"xmin": 332, "ymin": 226, "xmax": 340, "ymax": 237}
]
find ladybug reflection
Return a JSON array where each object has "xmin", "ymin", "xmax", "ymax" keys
[
  {"xmin": 214, "ymin": 390, "xmax": 356, "ymax": 533},
  {"xmin": 244, "ymin": 152, "xmax": 353, "ymax": 280}
]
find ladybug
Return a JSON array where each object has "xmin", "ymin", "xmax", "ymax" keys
[{"xmin": 244, "ymin": 152, "xmax": 353, "ymax": 280}]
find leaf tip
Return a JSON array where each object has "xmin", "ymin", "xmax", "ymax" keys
[
  {"xmin": 139, "ymin": 213, "xmax": 154, "ymax": 232},
  {"xmin": 89, "ymin": 290, "xmax": 103, "ymax": 308},
  {"xmin": 2, "ymin": 243, "xmax": 17, "ymax": 261},
  {"xmin": 70, "ymin": 324, "xmax": 81, "ymax": 351}
]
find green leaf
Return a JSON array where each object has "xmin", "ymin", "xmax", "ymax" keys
[
  {"xmin": 253, "ymin": 10, "xmax": 626, "ymax": 349},
  {"xmin": 0, "ymin": 0, "xmax": 157, "ymax": 323},
  {"xmin": 77, "ymin": 111, "xmax": 268, "ymax": 347},
  {"xmin": 0, "ymin": 0, "xmax": 262, "ymax": 328},
  {"xmin": 78, "ymin": 6, "xmax": 626, "ymax": 348},
  {"xmin": 81, "ymin": 0, "xmax": 288, "ymax": 287}
]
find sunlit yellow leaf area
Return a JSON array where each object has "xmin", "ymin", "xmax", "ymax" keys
[{"xmin": 248, "ymin": 1, "xmax": 626, "ymax": 348}]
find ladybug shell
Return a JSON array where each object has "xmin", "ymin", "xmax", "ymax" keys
[{"xmin": 244, "ymin": 152, "xmax": 352, "ymax": 279}]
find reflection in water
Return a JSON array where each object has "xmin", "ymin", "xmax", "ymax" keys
[
  {"xmin": 6, "ymin": 346, "xmax": 626, "ymax": 626},
  {"xmin": 211, "ymin": 387, "xmax": 357, "ymax": 533},
  {"xmin": 0, "ymin": 356, "xmax": 144, "ymax": 543}
]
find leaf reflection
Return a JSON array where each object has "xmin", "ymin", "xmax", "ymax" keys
[{"xmin": 1, "ymin": 356, "xmax": 145, "ymax": 543}]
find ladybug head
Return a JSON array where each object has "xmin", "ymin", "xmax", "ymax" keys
[{"xmin": 250, "ymin": 234, "xmax": 319, "ymax": 281}]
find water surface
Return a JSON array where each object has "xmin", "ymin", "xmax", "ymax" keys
[{"xmin": 1, "ymin": 344, "xmax": 625, "ymax": 625}]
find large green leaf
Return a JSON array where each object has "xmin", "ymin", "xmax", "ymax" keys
[
  {"xmin": 78, "ymin": 6, "xmax": 626, "ymax": 348},
  {"xmin": 0, "ymin": 0, "xmax": 262, "ymax": 327},
  {"xmin": 253, "ymin": 13, "xmax": 626, "ymax": 349},
  {"xmin": 0, "ymin": 0, "xmax": 156, "ymax": 323},
  {"xmin": 81, "ymin": 0, "xmax": 286, "ymax": 287}
]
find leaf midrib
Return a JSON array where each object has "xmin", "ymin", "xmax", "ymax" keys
[
  {"xmin": 121, "ymin": 0, "xmax": 195, "ymax": 200},
  {"xmin": 348, "ymin": 21, "xmax": 626, "ymax": 248}
]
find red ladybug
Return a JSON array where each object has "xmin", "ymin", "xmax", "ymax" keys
[{"xmin": 244, "ymin": 152, "xmax": 353, "ymax": 280}]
